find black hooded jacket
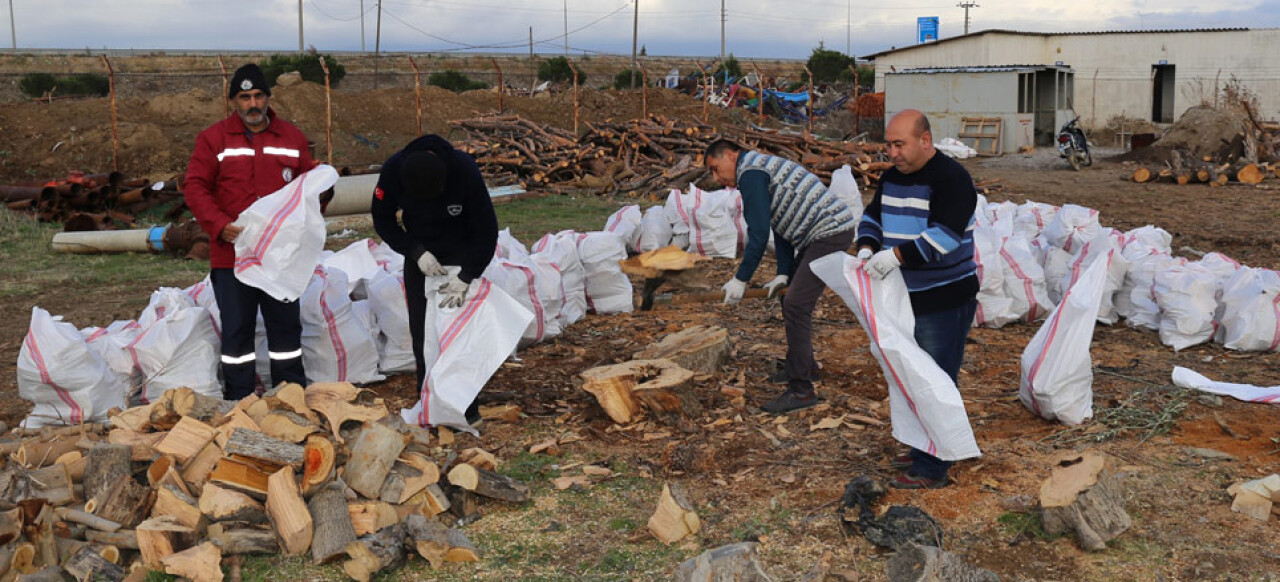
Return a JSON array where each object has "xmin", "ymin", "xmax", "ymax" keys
[{"xmin": 371, "ymin": 135, "xmax": 498, "ymax": 283}]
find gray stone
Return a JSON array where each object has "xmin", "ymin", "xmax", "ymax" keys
[
  {"xmin": 1185, "ymin": 447, "xmax": 1236, "ymax": 461},
  {"xmin": 673, "ymin": 542, "xmax": 775, "ymax": 582},
  {"xmin": 886, "ymin": 543, "xmax": 999, "ymax": 582},
  {"xmin": 276, "ymin": 71, "xmax": 303, "ymax": 86}
]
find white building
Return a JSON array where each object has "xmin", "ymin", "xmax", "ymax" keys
[{"xmin": 865, "ymin": 28, "xmax": 1280, "ymax": 130}]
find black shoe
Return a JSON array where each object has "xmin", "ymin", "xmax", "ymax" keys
[
  {"xmin": 464, "ymin": 402, "xmax": 483, "ymax": 429},
  {"xmin": 761, "ymin": 389, "xmax": 822, "ymax": 414},
  {"xmin": 767, "ymin": 363, "xmax": 822, "ymax": 385}
]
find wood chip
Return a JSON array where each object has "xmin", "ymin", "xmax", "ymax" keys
[{"xmin": 809, "ymin": 416, "xmax": 844, "ymax": 431}]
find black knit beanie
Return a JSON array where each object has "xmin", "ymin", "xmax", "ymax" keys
[
  {"xmin": 400, "ymin": 151, "xmax": 448, "ymax": 201},
  {"xmin": 229, "ymin": 64, "xmax": 271, "ymax": 99}
]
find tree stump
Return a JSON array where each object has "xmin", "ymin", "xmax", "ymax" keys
[
  {"xmin": 1039, "ymin": 451, "xmax": 1132, "ymax": 551},
  {"xmin": 633, "ymin": 325, "xmax": 730, "ymax": 374},
  {"xmin": 674, "ymin": 542, "xmax": 775, "ymax": 582},
  {"xmin": 885, "ymin": 543, "xmax": 998, "ymax": 582},
  {"xmin": 580, "ymin": 359, "xmax": 698, "ymax": 424}
]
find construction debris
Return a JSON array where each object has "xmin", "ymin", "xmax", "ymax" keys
[{"xmin": 0, "ymin": 384, "xmax": 520, "ymax": 581}]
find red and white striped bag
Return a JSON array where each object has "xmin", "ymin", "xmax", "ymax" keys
[
  {"xmin": 233, "ymin": 165, "xmax": 338, "ymax": 302},
  {"xmin": 300, "ymin": 265, "xmax": 385, "ymax": 384},
  {"xmin": 18, "ymin": 307, "xmax": 128, "ymax": 428},
  {"xmin": 604, "ymin": 205, "xmax": 643, "ymax": 253}
]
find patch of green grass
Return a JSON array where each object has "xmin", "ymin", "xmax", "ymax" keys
[
  {"xmin": 997, "ymin": 511, "xmax": 1051, "ymax": 540},
  {"xmin": 608, "ymin": 516, "xmax": 639, "ymax": 531},
  {"xmin": 241, "ymin": 555, "xmax": 343, "ymax": 582},
  {"xmin": 493, "ymin": 194, "xmax": 636, "ymax": 245},
  {"xmin": 145, "ymin": 571, "xmax": 179, "ymax": 582},
  {"xmin": 584, "ymin": 544, "xmax": 690, "ymax": 579},
  {"xmin": 499, "ymin": 451, "xmax": 562, "ymax": 484}
]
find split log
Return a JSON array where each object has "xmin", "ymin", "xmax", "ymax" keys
[
  {"xmin": 347, "ymin": 502, "xmax": 398, "ymax": 537},
  {"xmin": 301, "ymin": 434, "xmax": 336, "ymax": 495},
  {"xmin": 308, "ymin": 484, "xmax": 357, "ymax": 565},
  {"xmin": 65, "ymin": 544, "xmax": 126, "ymax": 582},
  {"xmin": 198, "ymin": 483, "xmax": 267, "ymax": 524},
  {"xmin": 402, "ymin": 514, "xmax": 450, "ymax": 568},
  {"xmin": 1039, "ymin": 451, "xmax": 1131, "ymax": 551},
  {"xmin": 206, "ymin": 523, "xmax": 278, "ymax": 555},
  {"xmin": 83, "ymin": 444, "xmax": 132, "ymax": 504},
  {"xmin": 580, "ymin": 359, "xmax": 698, "ymax": 424},
  {"xmin": 14, "ymin": 565, "xmax": 64, "ymax": 582},
  {"xmin": 147, "ymin": 455, "xmax": 193, "ymax": 498},
  {"xmin": 224, "ymin": 428, "xmax": 304, "ymax": 469},
  {"xmin": 304, "ymin": 383, "xmax": 388, "ymax": 443},
  {"xmin": 457, "ymin": 448, "xmax": 498, "ymax": 471},
  {"xmin": 151, "ymin": 387, "xmax": 225, "ymax": 428},
  {"xmin": 648, "ymin": 483, "xmax": 700, "ymax": 544},
  {"xmin": 16, "ymin": 434, "xmax": 84, "ymax": 468},
  {"xmin": 89, "ymin": 476, "xmax": 152, "ymax": 529},
  {"xmin": 344, "ymin": 423, "xmax": 409, "ymax": 499},
  {"xmin": 152, "ymin": 485, "xmax": 204, "ymax": 530},
  {"xmin": 110, "ymin": 404, "xmax": 153, "ymax": 432},
  {"xmin": 264, "ymin": 466, "xmax": 312, "ymax": 556},
  {"xmin": 445, "ymin": 464, "xmax": 530, "ymax": 503},
  {"xmin": 0, "ymin": 506, "xmax": 21, "ymax": 544},
  {"xmin": 28, "ymin": 504, "xmax": 56, "ymax": 568},
  {"xmin": 136, "ymin": 516, "xmax": 198, "ymax": 568},
  {"xmin": 85, "ymin": 529, "xmax": 139, "ymax": 550},
  {"xmin": 0, "ymin": 542, "xmax": 35, "ymax": 578},
  {"xmin": 263, "ymin": 383, "xmax": 317, "ymax": 421},
  {"xmin": 0, "ymin": 462, "xmax": 33, "ymax": 503},
  {"xmin": 341, "ymin": 523, "xmax": 405, "ymax": 582},
  {"xmin": 208, "ymin": 458, "xmax": 270, "ymax": 500},
  {"xmin": 633, "ymin": 325, "xmax": 730, "ymax": 374},
  {"xmin": 409, "ymin": 484, "xmax": 451, "ymax": 517},
  {"xmin": 58, "ymin": 451, "xmax": 87, "ymax": 481},
  {"xmin": 214, "ymin": 408, "xmax": 261, "ymax": 449},
  {"xmin": 106, "ymin": 429, "xmax": 161, "ymax": 461},
  {"xmin": 259, "ymin": 411, "xmax": 320, "ymax": 444},
  {"xmin": 380, "ymin": 453, "xmax": 439, "ymax": 504},
  {"xmin": 154, "ymin": 417, "xmax": 218, "ymax": 464},
  {"xmin": 160, "ymin": 541, "xmax": 222, "ymax": 582},
  {"xmin": 27, "ymin": 464, "xmax": 74, "ymax": 506},
  {"xmin": 180, "ymin": 440, "xmax": 223, "ymax": 490},
  {"xmin": 55, "ymin": 507, "xmax": 121, "ymax": 532}
]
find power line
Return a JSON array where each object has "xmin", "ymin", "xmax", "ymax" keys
[
  {"xmin": 380, "ymin": 1, "xmax": 631, "ymax": 51},
  {"xmin": 309, "ymin": 0, "xmax": 376, "ymax": 22}
]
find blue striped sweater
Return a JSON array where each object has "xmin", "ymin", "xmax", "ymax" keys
[{"xmin": 856, "ymin": 151, "xmax": 978, "ymax": 313}]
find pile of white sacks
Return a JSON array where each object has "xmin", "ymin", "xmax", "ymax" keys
[
  {"xmin": 971, "ymin": 196, "xmax": 1280, "ymax": 354},
  {"xmin": 16, "ymin": 231, "xmax": 636, "ymax": 429}
]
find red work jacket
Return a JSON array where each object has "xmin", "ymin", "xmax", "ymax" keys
[{"xmin": 184, "ymin": 108, "xmax": 317, "ymax": 269}]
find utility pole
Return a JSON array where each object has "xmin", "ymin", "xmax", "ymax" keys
[
  {"xmin": 360, "ymin": 0, "xmax": 366, "ymax": 51},
  {"xmin": 957, "ymin": 2, "xmax": 978, "ymax": 35},
  {"xmin": 529, "ymin": 27, "xmax": 535, "ymax": 94},
  {"xmin": 631, "ymin": 0, "xmax": 639, "ymax": 89},
  {"xmin": 374, "ymin": 0, "xmax": 382, "ymax": 88},
  {"xmin": 8, "ymin": 0, "xmax": 14, "ymax": 52},
  {"xmin": 846, "ymin": 0, "xmax": 850, "ymax": 56},
  {"xmin": 297, "ymin": 0, "xmax": 304, "ymax": 53},
  {"xmin": 563, "ymin": 0, "xmax": 569, "ymax": 55},
  {"xmin": 720, "ymin": 0, "xmax": 725, "ymax": 63}
]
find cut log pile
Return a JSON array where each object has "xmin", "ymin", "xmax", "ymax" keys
[
  {"xmin": 0, "ymin": 383, "xmax": 529, "ymax": 581},
  {"xmin": 449, "ymin": 113, "xmax": 890, "ymax": 196},
  {"xmin": 1130, "ymin": 149, "xmax": 1278, "ymax": 187}
]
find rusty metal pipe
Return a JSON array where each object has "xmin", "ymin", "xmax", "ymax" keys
[{"xmin": 0, "ymin": 185, "xmax": 43, "ymax": 202}]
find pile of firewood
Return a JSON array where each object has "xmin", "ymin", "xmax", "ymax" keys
[
  {"xmin": 1129, "ymin": 149, "xmax": 1277, "ymax": 186},
  {"xmin": 449, "ymin": 113, "xmax": 891, "ymax": 196},
  {"xmin": 1, "ymin": 171, "xmax": 186, "ymax": 226},
  {"xmin": 0, "ymin": 383, "xmax": 529, "ymax": 581}
]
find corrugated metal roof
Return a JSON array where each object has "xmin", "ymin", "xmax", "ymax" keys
[
  {"xmin": 887, "ymin": 64, "xmax": 1071, "ymax": 75},
  {"xmin": 863, "ymin": 27, "xmax": 1256, "ymax": 60}
]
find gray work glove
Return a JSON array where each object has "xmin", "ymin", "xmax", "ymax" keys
[
  {"xmin": 763, "ymin": 275, "xmax": 788, "ymax": 299},
  {"xmin": 416, "ymin": 251, "xmax": 447, "ymax": 277},
  {"xmin": 722, "ymin": 278, "xmax": 747, "ymax": 305},
  {"xmin": 438, "ymin": 275, "xmax": 468, "ymax": 309},
  {"xmin": 866, "ymin": 249, "xmax": 901, "ymax": 280}
]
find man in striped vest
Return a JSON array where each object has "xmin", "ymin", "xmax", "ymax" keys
[
  {"xmin": 185, "ymin": 63, "xmax": 319, "ymax": 400},
  {"xmin": 704, "ymin": 139, "xmax": 856, "ymax": 414},
  {"xmin": 856, "ymin": 109, "xmax": 979, "ymax": 489}
]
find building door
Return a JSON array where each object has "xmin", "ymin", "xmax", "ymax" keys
[{"xmin": 1152, "ymin": 64, "xmax": 1175, "ymax": 123}]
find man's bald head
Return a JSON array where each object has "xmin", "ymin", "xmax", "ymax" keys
[{"xmin": 885, "ymin": 109, "xmax": 936, "ymax": 175}]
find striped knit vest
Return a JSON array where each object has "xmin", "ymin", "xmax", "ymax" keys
[{"xmin": 735, "ymin": 151, "xmax": 854, "ymax": 249}]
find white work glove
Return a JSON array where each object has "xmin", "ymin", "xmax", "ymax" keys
[
  {"xmin": 855, "ymin": 247, "xmax": 873, "ymax": 263},
  {"xmin": 866, "ymin": 249, "xmax": 901, "ymax": 280},
  {"xmin": 437, "ymin": 276, "xmax": 468, "ymax": 309},
  {"xmin": 722, "ymin": 278, "xmax": 747, "ymax": 305},
  {"xmin": 416, "ymin": 251, "xmax": 447, "ymax": 277},
  {"xmin": 763, "ymin": 275, "xmax": 788, "ymax": 299}
]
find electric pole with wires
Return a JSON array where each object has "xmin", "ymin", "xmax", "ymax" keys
[
  {"xmin": 631, "ymin": 0, "xmax": 639, "ymax": 88},
  {"xmin": 957, "ymin": 2, "xmax": 978, "ymax": 35}
]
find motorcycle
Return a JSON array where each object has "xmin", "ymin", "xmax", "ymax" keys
[{"xmin": 1057, "ymin": 116, "xmax": 1092, "ymax": 171}]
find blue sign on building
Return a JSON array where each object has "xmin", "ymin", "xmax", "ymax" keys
[{"xmin": 917, "ymin": 17, "xmax": 940, "ymax": 43}]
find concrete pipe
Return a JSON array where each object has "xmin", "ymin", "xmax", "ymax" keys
[
  {"xmin": 324, "ymin": 173, "xmax": 379, "ymax": 217},
  {"xmin": 51, "ymin": 225, "xmax": 167, "ymax": 254}
]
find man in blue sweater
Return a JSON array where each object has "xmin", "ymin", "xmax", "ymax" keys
[
  {"xmin": 856, "ymin": 109, "xmax": 979, "ymax": 489},
  {"xmin": 704, "ymin": 139, "xmax": 856, "ymax": 414},
  {"xmin": 372, "ymin": 135, "xmax": 499, "ymax": 426}
]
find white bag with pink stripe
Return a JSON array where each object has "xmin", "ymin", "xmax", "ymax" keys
[
  {"xmin": 18, "ymin": 307, "xmax": 128, "ymax": 428},
  {"xmin": 604, "ymin": 205, "xmax": 643, "ymax": 253},
  {"xmin": 401, "ymin": 274, "xmax": 533, "ymax": 431},
  {"xmin": 811, "ymin": 253, "xmax": 981, "ymax": 461},
  {"xmin": 232, "ymin": 165, "xmax": 338, "ymax": 302},
  {"xmin": 664, "ymin": 186, "xmax": 744, "ymax": 258},
  {"xmin": 1218, "ymin": 268, "xmax": 1280, "ymax": 352},
  {"xmin": 1019, "ymin": 252, "xmax": 1112, "ymax": 425},
  {"xmin": 482, "ymin": 256, "xmax": 564, "ymax": 347},
  {"xmin": 366, "ymin": 270, "xmax": 416, "ymax": 374},
  {"xmin": 300, "ymin": 265, "xmax": 386, "ymax": 385}
]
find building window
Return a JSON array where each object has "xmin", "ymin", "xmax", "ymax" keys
[{"xmin": 1017, "ymin": 73, "xmax": 1032, "ymax": 114}]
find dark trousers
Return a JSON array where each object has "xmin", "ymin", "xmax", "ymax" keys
[
  {"xmin": 210, "ymin": 268, "xmax": 305, "ymax": 400},
  {"xmin": 782, "ymin": 229, "xmax": 857, "ymax": 392},
  {"xmin": 404, "ymin": 266, "xmax": 479, "ymax": 420},
  {"xmin": 907, "ymin": 298, "xmax": 978, "ymax": 480}
]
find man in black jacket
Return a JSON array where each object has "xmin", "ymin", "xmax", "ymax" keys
[{"xmin": 372, "ymin": 135, "xmax": 499, "ymax": 425}]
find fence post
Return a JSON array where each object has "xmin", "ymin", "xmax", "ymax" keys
[
  {"xmin": 218, "ymin": 55, "xmax": 230, "ymax": 118},
  {"xmin": 703, "ymin": 76, "xmax": 710, "ymax": 124},
  {"xmin": 317, "ymin": 57, "xmax": 334, "ymax": 166},
  {"xmin": 490, "ymin": 58, "xmax": 504, "ymax": 113},
  {"xmin": 567, "ymin": 59, "xmax": 580, "ymax": 136},
  {"xmin": 752, "ymin": 62, "xmax": 764, "ymax": 126},
  {"xmin": 848, "ymin": 64, "xmax": 860, "ymax": 137},
  {"xmin": 803, "ymin": 65, "xmax": 814, "ymax": 136},
  {"xmin": 637, "ymin": 61, "xmax": 649, "ymax": 119},
  {"xmin": 101, "ymin": 55, "xmax": 118, "ymax": 173},
  {"xmin": 408, "ymin": 57, "xmax": 423, "ymax": 136}
]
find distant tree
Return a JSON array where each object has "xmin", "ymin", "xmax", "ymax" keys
[
  {"xmin": 640, "ymin": 45, "xmax": 647, "ymax": 56},
  {"xmin": 538, "ymin": 57, "xmax": 585, "ymax": 84},
  {"xmin": 428, "ymin": 70, "xmax": 489, "ymax": 93},
  {"xmin": 259, "ymin": 53, "xmax": 346, "ymax": 87},
  {"xmin": 613, "ymin": 69, "xmax": 643, "ymax": 90},
  {"xmin": 709, "ymin": 54, "xmax": 742, "ymax": 81},
  {"xmin": 19, "ymin": 72, "xmax": 108, "ymax": 98},
  {"xmin": 804, "ymin": 42, "xmax": 854, "ymax": 83}
]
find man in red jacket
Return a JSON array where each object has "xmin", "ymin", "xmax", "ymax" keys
[{"xmin": 184, "ymin": 63, "xmax": 318, "ymax": 400}]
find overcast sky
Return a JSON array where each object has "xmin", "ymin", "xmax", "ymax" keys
[{"xmin": 7, "ymin": 0, "xmax": 1277, "ymax": 59}]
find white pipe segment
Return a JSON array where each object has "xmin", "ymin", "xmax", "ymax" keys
[
  {"xmin": 51, "ymin": 229, "xmax": 153, "ymax": 254},
  {"xmin": 324, "ymin": 173, "xmax": 380, "ymax": 217}
]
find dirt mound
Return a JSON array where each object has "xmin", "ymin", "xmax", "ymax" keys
[
  {"xmin": 145, "ymin": 89, "xmax": 223, "ymax": 127},
  {"xmin": 1123, "ymin": 105, "xmax": 1250, "ymax": 163}
]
